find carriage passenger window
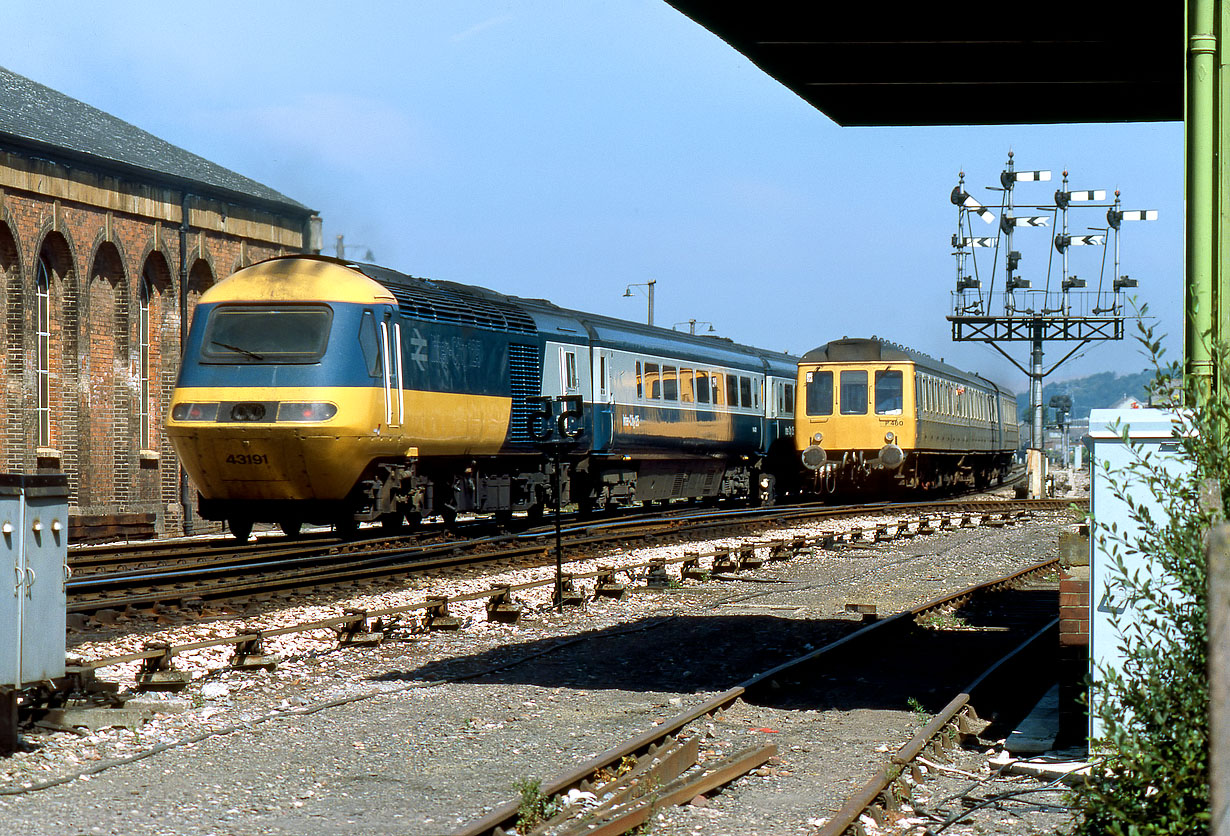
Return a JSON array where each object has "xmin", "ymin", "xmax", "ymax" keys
[
  {"xmin": 645, "ymin": 362, "xmax": 660, "ymax": 399},
  {"xmin": 783, "ymin": 383, "xmax": 794, "ymax": 415},
  {"xmin": 679, "ymin": 369, "xmax": 694, "ymax": 402},
  {"xmin": 662, "ymin": 366, "xmax": 678, "ymax": 401},
  {"xmin": 739, "ymin": 377, "xmax": 752, "ymax": 409},
  {"xmin": 839, "ymin": 370, "xmax": 868, "ymax": 414},
  {"xmin": 875, "ymin": 370, "xmax": 903, "ymax": 415},
  {"xmin": 695, "ymin": 371, "xmax": 710, "ymax": 404},
  {"xmin": 805, "ymin": 371, "xmax": 832, "ymax": 416},
  {"xmin": 636, "ymin": 361, "xmax": 643, "ymax": 398}
]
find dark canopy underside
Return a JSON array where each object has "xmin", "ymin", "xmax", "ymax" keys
[{"xmin": 666, "ymin": 3, "xmax": 1181, "ymax": 126}]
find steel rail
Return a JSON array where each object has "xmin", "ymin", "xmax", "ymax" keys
[
  {"xmin": 451, "ymin": 557, "xmax": 1059, "ymax": 836},
  {"xmin": 815, "ymin": 618, "xmax": 1060, "ymax": 836},
  {"xmin": 68, "ymin": 496, "xmax": 1075, "ymax": 616}
]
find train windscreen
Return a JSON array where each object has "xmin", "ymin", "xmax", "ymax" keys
[{"xmin": 201, "ymin": 305, "xmax": 333, "ymax": 363}]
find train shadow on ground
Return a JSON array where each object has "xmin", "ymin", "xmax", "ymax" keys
[{"xmin": 372, "ymin": 586, "xmax": 1057, "ymax": 716}]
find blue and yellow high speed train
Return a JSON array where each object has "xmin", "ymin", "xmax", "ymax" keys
[
  {"xmin": 795, "ymin": 337, "xmax": 1019, "ymax": 493},
  {"xmin": 166, "ymin": 255, "xmax": 800, "ymax": 539}
]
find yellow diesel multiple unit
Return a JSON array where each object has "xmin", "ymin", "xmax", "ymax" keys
[{"xmin": 795, "ymin": 338, "xmax": 1018, "ymax": 492}]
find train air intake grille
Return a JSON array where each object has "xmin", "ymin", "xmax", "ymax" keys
[
  {"xmin": 387, "ymin": 286, "xmax": 537, "ymax": 334},
  {"xmin": 508, "ymin": 343, "xmax": 542, "ymax": 444}
]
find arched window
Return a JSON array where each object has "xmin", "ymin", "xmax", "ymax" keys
[
  {"xmin": 139, "ymin": 267, "xmax": 152, "ymax": 449},
  {"xmin": 35, "ymin": 255, "xmax": 51, "ymax": 448}
]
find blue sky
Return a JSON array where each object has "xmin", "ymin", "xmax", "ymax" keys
[{"xmin": 4, "ymin": 1, "xmax": 1182, "ymax": 389}]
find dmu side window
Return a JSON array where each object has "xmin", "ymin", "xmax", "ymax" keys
[
  {"xmin": 840, "ymin": 370, "xmax": 868, "ymax": 415},
  {"xmin": 783, "ymin": 383, "xmax": 794, "ymax": 415},
  {"xmin": 805, "ymin": 371, "xmax": 833, "ymax": 416},
  {"xmin": 875, "ymin": 370, "xmax": 903, "ymax": 415},
  {"xmin": 739, "ymin": 376, "xmax": 752, "ymax": 409},
  {"xmin": 636, "ymin": 361, "xmax": 644, "ymax": 399}
]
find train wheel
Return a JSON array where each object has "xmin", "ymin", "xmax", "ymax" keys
[
  {"xmin": 440, "ymin": 506, "xmax": 457, "ymax": 527},
  {"xmin": 379, "ymin": 513, "xmax": 404, "ymax": 533},
  {"xmin": 526, "ymin": 503, "xmax": 544, "ymax": 525},
  {"xmin": 279, "ymin": 520, "xmax": 302, "ymax": 539},
  {"xmin": 335, "ymin": 516, "xmax": 359, "ymax": 539},
  {"xmin": 229, "ymin": 518, "xmax": 253, "ymax": 543},
  {"xmin": 404, "ymin": 512, "xmax": 422, "ymax": 530}
]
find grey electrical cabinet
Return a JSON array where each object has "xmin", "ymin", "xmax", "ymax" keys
[
  {"xmin": 1086, "ymin": 408, "xmax": 1187, "ymax": 739},
  {"xmin": 0, "ymin": 475, "xmax": 69, "ymax": 688}
]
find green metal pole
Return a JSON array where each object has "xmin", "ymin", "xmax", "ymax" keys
[{"xmin": 1188, "ymin": 0, "xmax": 1217, "ymax": 398}]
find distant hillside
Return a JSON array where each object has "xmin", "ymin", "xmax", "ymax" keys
[{"xmin": 1014, "ymin": 369, "xmax": 1156, "ymax": 421}]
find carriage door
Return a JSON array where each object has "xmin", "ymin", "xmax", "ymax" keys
[
  {"xmin": 593, "ymin": 349, "xmax": 614, "ymax": 450},
  {"xmin": 379, "ymin": 312, "xmax": 404, "ymax": 429}
]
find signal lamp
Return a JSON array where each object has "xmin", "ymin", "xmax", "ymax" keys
[{"xmin": 1114, "ymin": 276, "xmax": 1138, "ymax": 291}]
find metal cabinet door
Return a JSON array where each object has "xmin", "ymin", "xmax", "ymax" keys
[
  {"xmin": 19, "ymin": 482, "xmax": 66, "ymax": 684},
  {"xmin": 0, "ymin": 484, "xmax": 23, "ymax": 687}
]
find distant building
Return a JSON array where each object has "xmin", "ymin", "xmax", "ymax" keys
[{"xmin": 0, "ymin": 66, "xmax": 321, "ymax": 539}]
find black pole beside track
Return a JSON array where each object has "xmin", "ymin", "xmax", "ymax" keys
[{"xmin": 529, "ymin": 395, "xmax": 584, "ymax": 609}]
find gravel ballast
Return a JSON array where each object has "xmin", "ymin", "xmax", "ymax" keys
[{"xmin": 0, "ymin": 491, "xmax": 1086, "ymax": 836}]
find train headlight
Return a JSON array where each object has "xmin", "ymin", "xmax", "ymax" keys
[
  {"xmin": 171, "ymin": 403, "xmax": 219, "ymax": 422},
  {"xmin": 801, "ymin": 445, "xmax": 826, "ymax": 470},
  {"xmin": 276, "ymin": 402, "xmax": 339, "ymax": 422},
  {"xmin": 812, "ymin": 432, "xmax": 823, "ymax": 444},
  {"xmin": 885, "ymin": 431, "xmax": 895, "ymax": 443},
  {"xmin": 230, "ymin": 402, "xmax": 267, "ymax": 422}
]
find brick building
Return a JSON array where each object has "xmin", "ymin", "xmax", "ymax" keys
[{"xmin": 0, "ymin": 66, "xmax": 320, "ymax": 539}]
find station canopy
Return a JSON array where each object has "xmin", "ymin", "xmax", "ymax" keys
[{"xmin": 665, "ymin": 3, "xmax": 1181, "ymax": 126}]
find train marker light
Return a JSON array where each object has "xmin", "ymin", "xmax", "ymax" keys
[
  {"xmin": 171, "ymin": 403, "xmax": 219, "ymax": 422},
  {"xmin": 276, "ymin": 402, "xmax": 339, "ymax": 422}
]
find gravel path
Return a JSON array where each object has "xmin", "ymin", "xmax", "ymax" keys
[{"xmin": 0, "ymin": 491, "xmax": 1086, "ymax": 836}]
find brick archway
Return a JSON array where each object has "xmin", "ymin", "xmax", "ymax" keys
[{"xmin": 80, "ymin": 241, "xmax": 127, "ymax": 507}]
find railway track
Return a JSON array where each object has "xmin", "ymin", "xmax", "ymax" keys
[
  {"xmin": 453, "ymin": 558, "xmax": 1060, "ymax": 836},
  {"xmin": 66, "ymin": 495, "xmax": 1081, "ymax": 621}
]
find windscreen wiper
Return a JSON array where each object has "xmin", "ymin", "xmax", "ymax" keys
[{"xmin": 211, "ymin": 340, "xmax": 264, "ymax": 361}]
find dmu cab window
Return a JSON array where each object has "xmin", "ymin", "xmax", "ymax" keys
[
  {"xmin": 805, "ymin": 371, "xmax": 833, "ymax": 416},
  {"xmin": 840, "ymin": 370, "xmax": 868, "ymax": 414},
  {"xmin": 201, "ymin": 305, "xmax": 332, "ymax": 363},
  {"xmin": 875, "ymin": 370, "xmax": 903, "ymax": 415}
]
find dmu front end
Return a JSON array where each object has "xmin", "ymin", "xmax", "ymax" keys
[{"xmin": 795, "ymin": 338, "xmax": 1018, "ymax": 493}]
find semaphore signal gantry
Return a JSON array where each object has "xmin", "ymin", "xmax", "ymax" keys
[{"xmin": 947, "ymin": 150, "xmax": 1155, "ymax": 452}]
